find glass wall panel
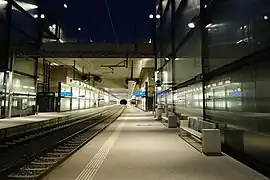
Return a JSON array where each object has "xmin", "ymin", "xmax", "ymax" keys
[
  {"xmin": 202, "ymin": 58, "xmax": 270, "ymax": 170},
  {"xmin": 161, "ymin": 59, "xmax": 173, "ymax": 91},
  {"xmin": 12, "ymin": 73, "xmax": 36, "ymax": 116},
  {"xmin": 175, "ymin": 25, "xmax": 201, "ymax": 84},
  {"xmin": 174, "ymin": 0, "xmax": 200, "ymax": 47},
  {"xmin": 205, "ymin": 0, "xmax": 270, "ymax": 71},
  {"xmin": 174, "ymin": 83, "xmax": 203, "ymax": 118}
]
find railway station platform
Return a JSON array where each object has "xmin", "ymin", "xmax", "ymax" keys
[
  {"xmin": 43, "ymin": 105, "xmax": 268, "ymax": 180},
  {"xmin": 0, "ymin": 106, "xmax": 114, "ymax": 142}
]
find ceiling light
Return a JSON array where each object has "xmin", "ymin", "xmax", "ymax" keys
[
  {"xmin": 64, "ymin": 4, "xmax": 67, "ymax": 8},
  {"xmin": 0, "ymin": 1, "xmax": 8, "ymax": 5},
  {"xmin": 264, "ymin": 15, "xmax": 268, "ymax": 20},
  {"xmin": 40, "ymin": 14, "xmax": 45, "ymax": 19},
  {"xmin": 149, "ymin": 14, "xmax": 154, "ymax": 19},
  {"xmin": 78, "ymin": 27, "xmax": 82, "ymax": 31},
  {"xmin": 188, "ymin": 22, "xmax": 195, "ymax": 28},
  {"xmin": 156, "ymin": 14, "xmax": 161, "ymax": 19},
  {"xmin": 204, "ymin": 5, "xmax": 207, "ymax": 8},
  {"xmin": 206, "ymin": 23, "xmax": 212, "ymax": 28},
  {"xmin": 165, "ymin": 57, "xmax": 169, "ymax": 61},
  {"xmin": 33, "ymin": 14, "xmax": 38, "ymax": 18},
  {"xmin": 49, "ymin": 26, "xmax": 52, "ymax": 29},
  {"xmin": 16, "ymin": 1, "xmax": 37, "ymax": 11},
  {"xmin": 52, "ymin": 24, "xmax": 56, "ymax": 28}
]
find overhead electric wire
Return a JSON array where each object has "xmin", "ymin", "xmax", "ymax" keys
[{"xmin": 104, "ymin": 0, "xmax": 120, "ymax": 51}]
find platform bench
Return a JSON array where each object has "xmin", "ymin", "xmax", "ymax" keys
[
  {"xmin": 179, "ymin": 117, "xmax": 216, "ymax": 139},
  {"xmin": 179, "ymin": 117, "xmax": 221, "ymax": 155}
]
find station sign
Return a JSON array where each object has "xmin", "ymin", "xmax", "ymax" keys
[
  {"xmin": 229, "ymin": 91, "xmax": 242, "ymax": 97},
  {"xmin": 60, "ymin": 92, "xmax": 73, "ymax": 97},
  {"xmin": 133, "ymin": 91, "xmax": 146, "ymax": 97}
]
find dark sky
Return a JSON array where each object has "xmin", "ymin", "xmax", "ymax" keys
[{"xmin": 41, "ymin": 0, "xmax": 156, "ymax": 43}]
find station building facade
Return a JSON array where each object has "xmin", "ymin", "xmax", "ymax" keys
[{"xmin": 0, "ymin": 0, "xmax": 112, "ymax": 118}]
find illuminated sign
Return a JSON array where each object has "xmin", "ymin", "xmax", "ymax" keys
[
  {"xmin": 133, "ymin": 91, "xmax": 146, "ymax": 97},
  {"xmin": 229, "ymin": 92, "xmax": 242, "ymax": 97},
  {"xmin": 61, "ymin": 92, "xmax": 72, "ymax": 97}
]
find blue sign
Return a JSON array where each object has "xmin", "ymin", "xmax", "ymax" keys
[
  {"xmin": 229, "ymin": 92, "xmax": 242, "ymax": 97},
  {"xmin": 157, "ymin": 92, "xmax": 165, "ymax": 97},
  {"xmin": 134, "ymin": 91, "xmax": 146, "ymax": 97},
  {"xmin": 61, "ymin": 92, "xmax": 73, "ymax": 97}
]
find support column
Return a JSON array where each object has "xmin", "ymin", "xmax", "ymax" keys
[
  {"xmin": 145, "ymin": 82, "xmax": 149, "ymax": 111},
  {"xmin": 201, "ymin": 0, "xmax": 209, "ymax": 120},
  {"xmin": 171, "ymin": 0, "xmax": 176, "ymax": 113},
  {"xmin": 0, "ymin": 0, "xmax": 12, "ymax": 119}
]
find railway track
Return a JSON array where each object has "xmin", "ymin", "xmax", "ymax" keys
[{"xmin": 0, "ymin": 105, "xmax": 125, "ymax": 179}]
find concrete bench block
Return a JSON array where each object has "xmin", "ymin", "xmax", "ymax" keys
[
  {"xmin": 202, "ymin": 129, "xmax": 222, "ymax": 156},
  {"xmin": 167, "ymin": 115, "xmax": 177, "ymax": 128}
]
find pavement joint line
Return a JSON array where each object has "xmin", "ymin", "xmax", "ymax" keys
[{"xmin": 75, "ymin": 117, "xmax": 126, "ymax": 180}]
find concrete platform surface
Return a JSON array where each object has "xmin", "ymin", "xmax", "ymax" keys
[
  {"xmin": 0, "ymin": 106, "xmax": 113, "ymax": 130},
  {"xmin": 0, "ymin": 113, "xmax": 68, "ymax": 130},
  {"xmin": 43, "ymin": 105, "xmax": 269, "ymax": 180}
]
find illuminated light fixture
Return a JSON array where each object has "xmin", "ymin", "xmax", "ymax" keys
[
  {"xmin": 51, "ymin": 62, "xmax": 59, "ymax": 66},
  {"xmin": 165, "ymin": 57, "xmax": 170, "ymax": 61},
  {"xmin": 49, "ymin": 26, "xmax": 52, "ymax": 29},
  {"xmin": 78, "ymin": 27, "xmax": 82, "ymax": 31},
  {"xmin": 52, "ymin": 24, "xmax": 56, "ymax": 28},
  {"xmin": 218, "ymin": 82, "xmax": 223, "ymax": 85},
  {"xmin": 264, "ymin": 15, "xmax": 268, "ymax": 20},
  {"xmin": 206, "ymin": 23, "xmax": 212, "ymax": 28},
  {"xmin": 212, "ymin": 83, "xmax": 217, "ymax": 87},
  {"xmin": 64, "ymin": 4, "xmax": 67, "ymax": 8},
  {"xmin": 0, "ymin": 0, "xmax": 7, "ymax": 5},
  {"xmin": 237, "ymin": 88, "xmax": 241, "ymax": 92},
  {"xmin": 188, "ymin": 22, "xmax": 196, "ymax": 29},
  {"xmin": 204, "ymin": 5, "xmax": 207, "ymax": 8},
  {"xmin": 156, "ymin": 14, "xmax": 161, "ymax": 19},
  {"xmin": 148, "ymin": 39, "xmax": 152, "ymax": 43},
  {"xmin": 225, "ymin": 80, "xmax": 231, "ymax": 84},
  {"xmin": 40, "ymin": 14, "xmax": 45, "ymax": 18},
  {"xmin": 149, "ymin": 14, "xmax": 154, "ymax": 19},
  {"xmin": 33, "ymin": 14, "xmax": 38, "ymax": 18},
  {"xmin": 207, "ymin": 85, "xmax": 211, "ymax": 88},
  {"xmin": 59, "ymin": 39, "xmax": 64, "ymax": 43},
  {"xmin": 16, "ymin": 1, "xmax": 37, "ymax": 11},
  {"xmin": 236, "ymin": 39, "xmax": 243, "ymax": 44}
]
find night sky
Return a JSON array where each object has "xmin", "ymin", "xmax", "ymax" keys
[{"xmin": 40, "ymin": 0, "xmax": 156, "ymax": 43}]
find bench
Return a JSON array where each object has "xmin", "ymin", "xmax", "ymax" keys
[
  {"xmin": 179, "ymin": 117, "xmax": 221, "ymax": 155},
  {"xmin": 179, "ymin": 117, "xmax": 216, "ymax": 139}
]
